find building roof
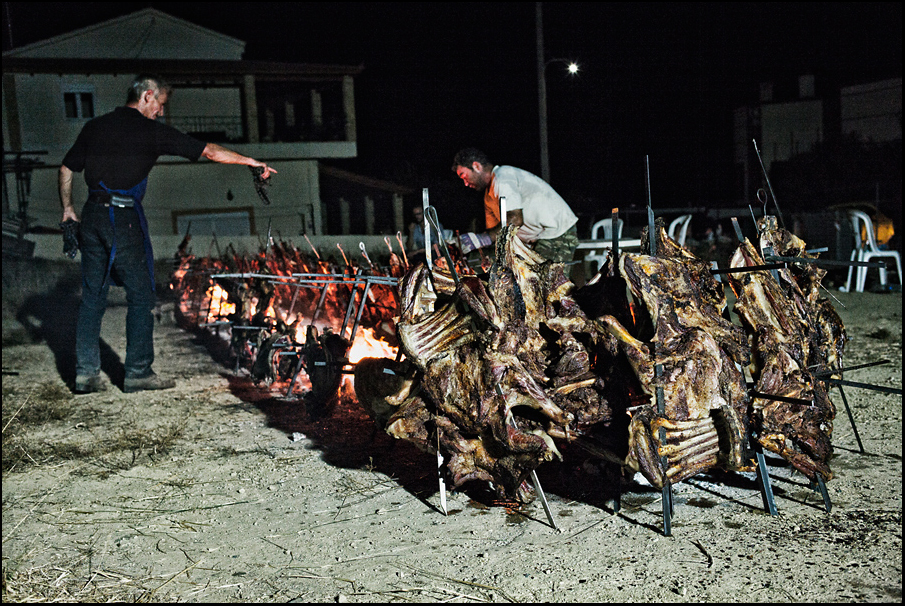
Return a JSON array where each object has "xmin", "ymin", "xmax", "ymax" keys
[
  {"xmin": 2, "ymin": 8, "xmax": 246, "ymax": 61},
  {"xmin": 2, "ymin": 57, "xmax": 364, "ymax": 81}
]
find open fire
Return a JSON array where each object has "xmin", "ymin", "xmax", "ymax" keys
[
  {"xmin": 169, "ymin": 235, "xmax": 402, "ymax": 403},
  {"xmin": 171, "ymin": 215, "xmax": 866, "ymax": 525}
]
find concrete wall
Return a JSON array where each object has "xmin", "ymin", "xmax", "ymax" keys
[
  {"xmin": 16, "ymin": 145, "xmax": 359, "ymax": 239},
  {"xmin": 4, "ymin": 73, "xmax": 138, "ymax": 158},
  {"xmin": 25, "ymin": 233, "xmax": 406, "ymax": 267},
  {"xmin": 841, "ymin": 78, "xmax": 903, "ymax": 143},
  {"xmin": 760, "ymin": 99, "xmax": 824, "ymax": 170}
]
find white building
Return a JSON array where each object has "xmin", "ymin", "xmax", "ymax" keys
[
  {"xmin": 2, "ymin": 8, "xmax": 410, "ymax": 259},
  {"xmin": 840, "ymin": 78, "xmax": 902, "ymax": 144},
  {"xmin": 733, "ymin": 75, "xmax": 902, "ymax": 206}
]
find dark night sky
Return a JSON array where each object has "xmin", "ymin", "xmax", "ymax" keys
[{"xmin": 3, "ymin": 2, "xmax": 902, "ymax": 227}]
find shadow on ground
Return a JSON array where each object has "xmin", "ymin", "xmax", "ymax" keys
[{"xmin": 14, "ymin": 275, "xmax": 124, "ymax": 388}]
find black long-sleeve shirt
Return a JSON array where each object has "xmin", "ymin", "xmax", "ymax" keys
[{"xmin": 63, "ymin": 106, "xmax": 206, "ymax": 192}]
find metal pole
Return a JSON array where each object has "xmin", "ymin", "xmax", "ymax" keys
[
  {"xmin": 655, "ymin": 363, "xmax": 672, "ymax": 536},
  {"xmin": 836, "ymin": 383, "xmax": 865, "ymax": 453},
  {"xmin": 646, "ymin": 156, "xmax": 656, "ymax": 257},
  {"xmin": 423, "ymin": 188, "xmax": 432, "ymax": 270},
  {"xmin": 752, "ymin": 139, "xmax": 786, "ymax": 229},
  {"xmin": 536, "ymin": 2, "xmax": 550, "ymax": 183}
]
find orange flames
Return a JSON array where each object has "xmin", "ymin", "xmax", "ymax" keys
[
  {"xmin": 171, "ymin": 240, "xmax": 405, "ymax": 400},
  {"xmin": 347, "ymin": 327, "xmax": 398, "ymax": 364},
  {"xmin": 206, "ymin": 284, "xmax": 236, "ymax": 322}
]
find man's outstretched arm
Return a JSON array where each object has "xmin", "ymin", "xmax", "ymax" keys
[{"xmin": 202, "ymin": 143, "xmax": 277, "ymax": 179}]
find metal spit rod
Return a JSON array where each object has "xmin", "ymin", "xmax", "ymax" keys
[
  {"xmin": 654, "ymin": 362, "xmax": 673, "ymax": 536},
  {"xmin": 764, "ymin": 254, "xmax": 886, "ymax": 270},
  {"xmin": 423, "ymin": 188, "xmax": 432, "ymax": 271},
  {"xmin": 753, "ymin": 139, "xmax": 786, "ymax": 229},
  {"xmin": 645, "ymin": 156, "xmax": 656, "ymax": 257},
  {"xmin": 426, "ymin": 206, "xmax": 460, "ymax": 287},
  {"xmin": 494, "ymin": 383, "xmax": 558, "ymax": 531},
  {"xmin": 814, "ymin": 359, "xmax": 891, "ymax": 377},
  {"xmin": 823, "ymin": 378, "xmax": 902, "ymax": 396}
]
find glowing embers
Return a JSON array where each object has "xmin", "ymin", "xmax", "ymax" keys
[{"xmin": 170, "ymin": 241, "xmax": 402, "ymax": 403}]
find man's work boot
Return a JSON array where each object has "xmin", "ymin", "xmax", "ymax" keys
[
  {"xmin": 74, "ymin": 375, "xmax": 107, "ymax": 394},
  {"xmin": 123, "ymin": 372, "xmax": 176, "ymax": 393}
]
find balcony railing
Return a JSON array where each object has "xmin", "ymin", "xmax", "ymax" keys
[{"xmin": 167, "ymin": 116, "xmax": 245, "ymax": 143}]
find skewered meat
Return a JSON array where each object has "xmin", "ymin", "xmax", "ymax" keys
[
  {"xmin": 371, "ymin": 225, "xmax": 614, "ymax": 500},
  {"xmin": 596, "ymin": 223, "xmax": 750, "ymax": 488},
  {"xmin": 728, "ymin": 234, "xmax": 835, "ymax": 480},
  {"xmin": 758, "ymin": 216, "xmax": 846, "ymax": 375}
]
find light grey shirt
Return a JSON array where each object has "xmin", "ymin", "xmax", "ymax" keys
[{"xmin": 484, "ymin": 165, "xmax": 577, "ymax": 241}]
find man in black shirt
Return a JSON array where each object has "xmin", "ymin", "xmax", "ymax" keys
[{"xmin": 60, "ymin": 74, "xmax": 276, "ymax": 393}]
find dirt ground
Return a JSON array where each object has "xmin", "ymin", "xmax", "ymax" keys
[{"xmin": 1, "ymin": 260, "xmax": 901, "ymax": 603}]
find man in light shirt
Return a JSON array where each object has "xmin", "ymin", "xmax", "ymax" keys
[{"xmin": 452, "ymin": 148, "xmax": 578, "ymax": 263}]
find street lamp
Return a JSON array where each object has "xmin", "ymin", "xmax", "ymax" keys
[{"xmin": 536, "ymin": 2, "xmax": 579, "ymax": 184}]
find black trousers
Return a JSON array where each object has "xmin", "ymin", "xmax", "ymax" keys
[{"xmin": 75, "ymin": 199, "xmax": 156, "ymax": 379}]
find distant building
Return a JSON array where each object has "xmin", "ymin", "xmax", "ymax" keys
[
  {"xmin": 733, "ymin": 75, "xmax": 902, "ymax": 206},
  {"xmin": 2, "ymin": 7, "xmax": 409, "ymax": 250},
  {"xmin": 840, "ymin": 78, "xmax": 902, "ymax": 144}
]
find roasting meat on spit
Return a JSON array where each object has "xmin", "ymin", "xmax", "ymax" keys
[
  {"xmin": 595, "ymin": 222, "xmax": 752, "ymax": 489},
  {"xmin": 171, "ymin": 236, "xmax": 399, "ymax": 409},
  {"xmin": 757, "ymin": 216, "xmax": 847, "ymax": 377},
  {"xmin": 358, "ymin": 225, "xmax": 615, "ymax": 501},
  {"xmin": 728, "ymin": 217, "xmax": 841, "ymax": 481}
]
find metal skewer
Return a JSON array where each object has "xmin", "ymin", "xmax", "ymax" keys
[
  {"xmin": 753, "ymin": 139, "xmax": 786, "ymax": 229},
  {"xmin": 336, "ymin": 243, "xmax": 350, "ymax": 267},
  {"xmin": 655, "ymin": 362, "xmax": 672, "ymax": 535},
  {"xmin": 494, "ymin": 384, "xmax": 558, "ymax": 530},
  {"xmin": 359, "ymin": 241, "xmax": 375, "ymax": 271},
  {"xmin": 710, "ymin": 263, "xmax": 785, "ymax": 275},
  {"xmin": 396, "ymin": 231, "xmax": 409, "ymax": 268},
  {"xmin": 426, "ymin": 206, "xmax": 460, "ymax": 287},
  {"xmin": 814, "ymin": 359, "xmax": 891, "ymax": 377},
  {"xmin": 834, "ymin": 382, "xmax": 865, "ymax": 453},
  {"xmin": 437, "ymin": 431, "xmax": 448, "ymax": 516},
  {"xmin": 645, "ymin": 156, "xmax": 656, "ymax": 257},
  {"xmin": 423, "ymin": 188, "xmax": 432, "ymax": 271},
  {"xmin": 303, "ymin": 234, "xmax": 320, "ymax": 260},
  {"xmin": 822, "ymin": 378, "xmax": 902, "ymax": 396},
  {"xmin": 764, "ymin": 254, "xmax": 885, "ymax": 270}
]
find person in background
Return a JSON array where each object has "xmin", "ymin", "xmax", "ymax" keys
[
  {"xmin": 59, "ymin": 74, "xmax": 276, "ymax": 394},
  {"xmin": 407, "ymin": 205, "xmax": 446, "ymax": 264},
  {"xmin": 452, "ymin": 147, "xmax": 578, "ymax": 263}
]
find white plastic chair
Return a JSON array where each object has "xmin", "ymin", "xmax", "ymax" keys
[
  {"xmin": 667, "ymin": 214, "xmax": 692, "ymax": 247},
  {"xmin": 842, "ymin": 210, "xmax": 902, "ymax": 293},
  {"xmin": 585, "ymin": 218, "xmax": 624, "ymax": 273}
]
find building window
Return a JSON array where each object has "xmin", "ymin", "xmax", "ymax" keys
[
  {"xmin": 62, "ymin": 87, "xmax": 95, "ymax": 119},
  {"xmin": 173, "ymin": 208, "xmax": 254, "ymax": 237}
]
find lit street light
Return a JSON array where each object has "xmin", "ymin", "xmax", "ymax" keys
[{"xmin": 536, "ymin": 2, "xmax": 579, "ymax": 184}]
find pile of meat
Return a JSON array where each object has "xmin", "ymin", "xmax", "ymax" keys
[
  {"xmin": 355, "ymin": 217, "xmax": 844, "ymax": 501},
  {"xmin": 356, "ymin": 226, "xmax": 614, "ymax": 500},
  {"xmin": 728, "ymin": 216, "xmax": 844, "ymax": 480},
  {"xmin": 596, "ymin": 224, "xmax": 752, "ymax": 488}
]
